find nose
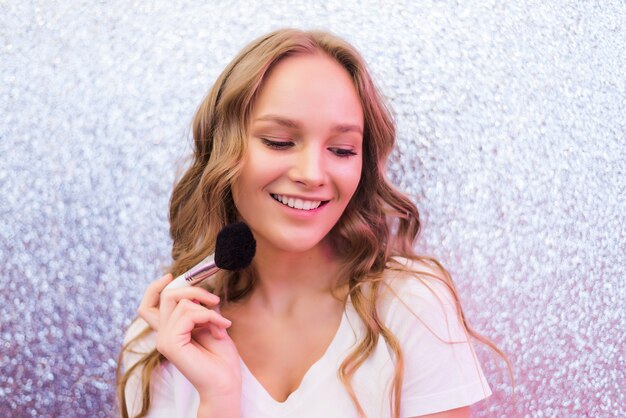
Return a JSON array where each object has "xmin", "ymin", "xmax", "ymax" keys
[{"xmin": 289, "ymin": 145, "xmax": 326, "ymax": 187}]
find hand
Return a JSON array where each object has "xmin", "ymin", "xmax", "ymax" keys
[
  {"xmin": 137, "ymin": 273, "xmax": 242, "ymax": 401},
  {"xmin": 137, "ymin": 273, "xmax": 221, "ymax": 332}
]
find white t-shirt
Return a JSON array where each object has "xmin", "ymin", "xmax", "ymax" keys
[{"xmin": 122, "ymin": 260, "xmax": 492, "ymax": 417}]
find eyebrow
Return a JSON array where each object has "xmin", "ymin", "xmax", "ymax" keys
[{"xmin": 254, "ymin": 114, "xmax": 363, "ymax": 135}]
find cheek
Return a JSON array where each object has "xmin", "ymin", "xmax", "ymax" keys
[
  {"xmin": 343, "ymin": 160, "xmax": 363, "ymax": 198},
  {"xmin": 230, "ymin": 160, "xmax": 272, "ymax": 215},
  {"xmin": 230, "ymin": 172, "xmax": 253, "ymax": 215},
  {"xmin": 230, "ymin": 181, "xmax": 244, "ymax": 216},
  {"xmin": 239, "ymin": 149, "xmax": 280, "ymax": 185}
]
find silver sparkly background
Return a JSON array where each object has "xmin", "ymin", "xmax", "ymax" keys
[{"xmin": 1, "ymin": 1, "xmax": 624, "ymax": 417}]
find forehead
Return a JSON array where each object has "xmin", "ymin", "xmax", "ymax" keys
[{"xmin": 251, "ymin": 53, "xmax": 364, "ymax": 129}]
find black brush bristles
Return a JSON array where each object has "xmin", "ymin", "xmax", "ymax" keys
[{"xmin": 214, "ymin": 222, "xmax": 256, "ymax": 271}]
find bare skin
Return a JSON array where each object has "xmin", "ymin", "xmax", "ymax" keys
[{"xmin": 220, "ymin": 246, "xmax": 349, "ymax": 402}]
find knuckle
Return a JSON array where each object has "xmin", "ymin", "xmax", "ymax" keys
[
  {"xmin": 147, "ymin": 281, "xmax": 161, "ymax": 293},
  {"xmin": 199, "ymin": 289, "xmax": 219, "ymax": 302},
  {"xmin": 178, "ymin": 299, "xmax": 198, "ymax": 312},
  {"xmin": 179, "ymin": 298, "xmax": 193, "ymax": 308},
  {"xmin": 159, "ymin": 288, "xmax": 174, "ymax": 301}
]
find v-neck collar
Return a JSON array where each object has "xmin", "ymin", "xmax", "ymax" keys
[{"xmin": 239, "ymin": 298, "xmax": 359, "ymax": 415}]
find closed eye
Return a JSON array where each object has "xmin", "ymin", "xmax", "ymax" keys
[
  {"xmin": 261, "ymin": 138, "xmax": 294, "ymax": 149},
  {"xmin": 329, "ymin": 147, "xmax": 358, "ymax": 158}
]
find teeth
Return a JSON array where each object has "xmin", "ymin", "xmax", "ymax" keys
[{"xmin": 271, "ymin": 194, "xmax": 322, "ymax": 211}]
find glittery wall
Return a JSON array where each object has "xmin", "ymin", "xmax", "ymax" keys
[{"xmin": 1, "ymin": 1, "xmax": 624, "ymax": 417}]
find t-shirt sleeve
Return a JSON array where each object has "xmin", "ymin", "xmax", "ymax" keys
[
  {"xmin": 121, "ymin": 318, "xmax": 178, "ymax": 418},
  {"xmin": 383, "ymin": 267, "xmax": 492, "ymax": 417}
]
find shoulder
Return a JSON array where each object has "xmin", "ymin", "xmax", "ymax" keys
[
  {"xmin": 379, "ymin": 256, "xmax": 458, "ymax": 320},
  {"xmin": 376, "ymin": 257, "xmax": 493, "ymax": 414},
  {"xmin": 376, "ymin": 255, "xmax": 472, "ymax": 352}
]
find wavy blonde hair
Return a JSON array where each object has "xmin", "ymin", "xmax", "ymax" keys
[{"xmin": 117, "ymin": 28, "xmax": 511, "ymax": 418}]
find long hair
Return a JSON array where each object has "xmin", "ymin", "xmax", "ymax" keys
[{"xmin": 117, "ymin": 28, "xmax": 511, "ymax": 418}]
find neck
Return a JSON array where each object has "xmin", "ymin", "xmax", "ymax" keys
[{"xmin": 247, "ymin": 238, "xmax": 344, "ymax": 316}]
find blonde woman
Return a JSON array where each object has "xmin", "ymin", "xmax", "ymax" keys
[{"xmin": 117, "ymin": 28, "xmax": 507, "ymax": 418}]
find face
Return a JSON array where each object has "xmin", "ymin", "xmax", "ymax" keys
[{"xmin": 231, "ymin": 52, "xmax": 364, "ymax": 255}]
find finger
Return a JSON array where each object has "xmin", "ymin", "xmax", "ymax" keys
[
  {"xmin": 157, "ymin": 307, "xmax": 212, "ymax": 354},
  {"xmin": 159, "ymin": 303, "xmax": 230, "ymax": 352},
  {"xmin": 192, "ymin": 323, "xmax": 226, "ymax": 340},
  {"xmin": 161, "ymin": 286, "xmax": 221, "ymax": 307},
  {"xmin": 194, "ymin": 324, "xmax": 236, "ymax": 358},
  {"xmin": 138, "ymin": 273, "xmax": 173, "ymax": 330},
  {"xmin": 207, "ymin": 323, "xmax": 227, "ymax": 340},
  {"xmin": 139, "ymin": 273, "xmax": 173, "ymax": 310},
  {"xmin": 159, "ymin": 287, "xmax": 221, "ymax": 320},
  {"xmin": 138, "ymin": 306, "xmax": 160, "ymax": 330},
  {"xmin": 166, "ymin": 299, "xmax": 232, "ymax": 330}
]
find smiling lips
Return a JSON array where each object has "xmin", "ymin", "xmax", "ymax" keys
[{"xmin": 270, "ymin": 193, "xmax": 329, "ymax": 211}]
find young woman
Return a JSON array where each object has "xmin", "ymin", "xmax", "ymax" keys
[{"xmin": 117, "ymin": 28, "xmax": 507, "ymax": 418}]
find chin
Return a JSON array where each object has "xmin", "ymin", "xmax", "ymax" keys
[
  {"xmin": 257, "ymin": 227, "xmax": 333, "ymax": 255},
  {"xmin": 275, "ymin": 237, "xmax": 326, "ymax": 254}
]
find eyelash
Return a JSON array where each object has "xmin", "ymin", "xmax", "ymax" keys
[
  {"xmin": 262, "ymin": 138, "xmax": 293, "ymax": 150},
  {"xmin": 261, "ymin": 138, "xmax": 357, "ymax": 158},
  {"xmin": 330, "ymin": 148, "xmax": 357, "ymax": 157}
]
